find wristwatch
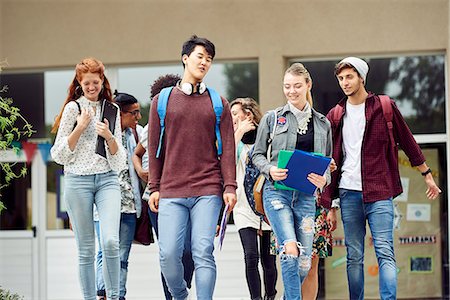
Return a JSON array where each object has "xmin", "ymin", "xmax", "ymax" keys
[{"xmin": 421, "ymin": 168, "xmax": 432, "ymax": 176}]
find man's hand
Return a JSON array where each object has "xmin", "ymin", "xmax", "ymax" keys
[
  {"xmin": 137, "ymin": 169, "xmax": 149, "ymax": 183},
  {"xmin": 149, "ymin": 191, "xmax": 160, "ymax": 213},
  {"xmin": 223, "ymin": 192, "xmax": 237, "ymax": 211},
  {"xmin": 327, "ymin": 208, "xmax": 338, "ymax": 231},
  {"xmin": 329, "ymin": 158, "xmax": 337, "ymax": 172},
  {"xmin": 424, "ymin": 174, "xmax": 441, "ymax": 200}
]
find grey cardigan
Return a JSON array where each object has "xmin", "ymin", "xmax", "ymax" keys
[{"xmin": 252, "ymin": 103, "xmax": 333, "ymax": 187}]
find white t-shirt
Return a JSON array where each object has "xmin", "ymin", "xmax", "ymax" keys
[
  {"xmin": 234, "ymin": 143, "xmax": 270, "ymax": 231},
  {"xmin": 339, "ymin": 101, "xmax": 366, "ymax": 191}
]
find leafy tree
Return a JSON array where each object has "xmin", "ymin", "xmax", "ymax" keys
[
  {"xmin": 0, "ymin": 65, "xmax": 35, "ymax": 212},
  {"xmin": 388, "ymin": 56, "xmax": 445, "ymax": 134},
  {"xmin": 223, "ymin": 63, "xmax": 259, "ymax": 101},
  {"xmin": 0, "ymin": 286, "xmax": 24, "ymax": 300}
]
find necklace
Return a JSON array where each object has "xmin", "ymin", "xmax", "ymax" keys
[{"xmin": 297, "ymin": 111, "xmax": 312, "ymax": 135}]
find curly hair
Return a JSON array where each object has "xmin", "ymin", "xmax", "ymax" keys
[{"xmin": 150, "ymin": 74, "xmax": 181, "ymax": 99}]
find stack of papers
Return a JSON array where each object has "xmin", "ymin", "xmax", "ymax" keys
[
  {"xmin": 218, "ymin": 203, "xmax": 230, "ymax": 250},
  {"xmin": 274, "ymin": 150, "xmax": 331, "ymax": 195}
]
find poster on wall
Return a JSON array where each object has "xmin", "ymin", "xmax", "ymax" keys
[{"xmin": 325, "ymin": 149, "xmax": 442, "ymax": 299}]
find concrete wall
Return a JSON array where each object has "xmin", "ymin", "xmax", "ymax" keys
[{"xmin": 1, "ymin": 0, "xmax": 448, "ymax": 111}]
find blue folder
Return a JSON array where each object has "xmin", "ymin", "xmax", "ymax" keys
[{"xmin": 274, "ymin": 150, "xmax": 332, "ymax": 195}]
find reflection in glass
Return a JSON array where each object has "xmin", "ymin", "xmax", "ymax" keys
[
  {"xmin": 297, "ymin": 54, "xmax": 446, "ymax": 134},
  {"xmin": 0, "ymin": 163, "xmax": 31, "ymax": 230}
]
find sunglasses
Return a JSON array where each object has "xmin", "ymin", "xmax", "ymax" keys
[{"xmin": 123, "ymin": 110, "xmax": 141, "ymax": 117}]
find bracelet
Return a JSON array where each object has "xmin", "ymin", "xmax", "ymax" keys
[
  {"xmin": 421, "ymin": 168, "xmax": 432, "ymax": 176},
  {"xmin": 106, "ymin": 136, "xmax": 115, "ymax": 144}
]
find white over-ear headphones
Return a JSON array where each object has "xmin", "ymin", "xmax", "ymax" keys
[{"xmin": 178, "ymin": 81, "xmax": 207, "ymax": 95}]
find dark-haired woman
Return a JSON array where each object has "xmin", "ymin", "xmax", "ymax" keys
[
  {"xmin": 51, "ymin": 57, "xmax": 126, "ymax": 300},
  {"xmin": 95, "ymin": 91, "xmax": 143, "ymax": 300}
]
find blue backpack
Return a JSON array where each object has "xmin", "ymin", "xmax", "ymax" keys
[
  {"xmin": 244, "ymin": 110, "xmax": 278, "ymax": 217},
  {"xmin": 155, "ymin": 86, "xmax": 223, "ymax": 158}
]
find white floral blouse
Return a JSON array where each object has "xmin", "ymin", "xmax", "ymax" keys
[{"xmin": 51, "ymin": 96, "xmax": 126, "ymax": 175}]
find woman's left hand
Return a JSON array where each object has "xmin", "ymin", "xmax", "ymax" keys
[
  {"xmin": 96, "ymin": 118, "xmax": 112, "ymax": 139},
  {"xmin": 307, "ymin": 173, "xmax": 327, "ymax": 189}
]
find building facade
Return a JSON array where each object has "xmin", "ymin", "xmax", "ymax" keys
[{"xmin": 0, "ymin": 0, "xmax": 449, "ymax": 299}]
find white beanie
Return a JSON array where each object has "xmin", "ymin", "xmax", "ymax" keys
[{"xmin": 339, "ymin": 57, "xmax": 369, "ymax": 84}]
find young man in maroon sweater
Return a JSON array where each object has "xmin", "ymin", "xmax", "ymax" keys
[
  {"xmin": 322, "ymin": 57, "xmax": 441, "ymax": 300},
  {"xmin": 147, "ymin": 35, "xmax": 237, "ymax": 300}
]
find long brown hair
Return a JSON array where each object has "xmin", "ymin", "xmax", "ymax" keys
[{"xmin": 51, "ymin": 57, "xmax": 113, "ymax": 133}]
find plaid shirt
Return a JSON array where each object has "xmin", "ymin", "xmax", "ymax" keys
[{"xmin": 321, "ymin": 93, "xmax": 425, "ymax": 208}]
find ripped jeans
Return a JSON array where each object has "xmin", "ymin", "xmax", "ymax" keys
[{"xmin": 263, "ymin": 181, "xmax": 315, "ymax": 300}]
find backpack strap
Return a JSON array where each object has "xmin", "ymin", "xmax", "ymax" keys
[
  {"xmin": 131, "ymin": 127, "xmax": 139, "ymax": 143},
  {"xmin": 156, "ymin": 87, "xmax": 173, "ymax": 158},
  {"xmin": 379, "ymin": 95, "xmax": 395, "ymax": 148},
  {"xmin": 266, "ymin": 109, "xmax": 279, "ymax": 161},
  {"xmin": 72, "ymin": 100, "xmax": 82, "ymax": 131},
  {"xmin": 155, "ymin": 86, "xmax": 224, "ymax": 159},
  {"xmin": 75, "ymin": 100, "xmax": 81, "ymax": 114},
  {"xmin": 207, "ymin": 87, "xmax": 223, "ymax": 156}
]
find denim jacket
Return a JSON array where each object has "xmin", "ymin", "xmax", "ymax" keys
[{"xmin": 252, "ymin": 103, "xmax": 333, "ymax": 188}]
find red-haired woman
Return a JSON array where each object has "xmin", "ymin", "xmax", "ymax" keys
[{"xmin": 51, "ymin": 57, "xmax": 126, "ymax": 300}]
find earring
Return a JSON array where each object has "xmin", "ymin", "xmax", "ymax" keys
[{"xmin": 75, "ymin": 85, "xmax": 83, "ymax": 97}]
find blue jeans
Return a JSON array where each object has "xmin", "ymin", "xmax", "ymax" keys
[
  {"xmin": 339, "ymin": 189, "xmax": 397, "ymax": 300},
  {"xmin": 64, "ymin": 171, "xmax": 121, "ymax": 300},
  {"xmin": 149, "ymin": 208, "xmax": 195, "ymax": 300},
  {"xmin": 158, "ymin": 195, "xmax": 222, "ymax": 300},
  {"xmin": 95, "ymin": 213, "xmax": 137, "ymax": 300},
  {"xmin": 263, "ymin": 182, "xmax": 315, "ymax": 300}
]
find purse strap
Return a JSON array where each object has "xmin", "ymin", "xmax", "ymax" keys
[{"xmin": 266, "ymin": 110, "xmax": 278, "ymax": 162}]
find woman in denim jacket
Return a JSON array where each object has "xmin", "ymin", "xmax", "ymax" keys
[{"xmin": 252, "ymin": 63, "xmax": 332, "ymax": 300}]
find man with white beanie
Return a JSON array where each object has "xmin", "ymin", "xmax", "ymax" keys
[{"xmin": 321, "ymin": 57, "xmax": 441, "ymax": 300}]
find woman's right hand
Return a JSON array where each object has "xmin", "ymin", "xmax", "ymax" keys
[
  {"xmin": 237, "ymin": 117, "xmax": 256, "ymax": 134},
  {"xmin": 269, "ymin": 166, "xmax": 288, "ymax": 181},
  {"xmin": 75, "ymin": 108, "xmax": 92, "ymax": 131}
]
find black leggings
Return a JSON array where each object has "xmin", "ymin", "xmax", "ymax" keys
[{"xmin": 238, "ymin": 227, "xmax": 278, "ymax": 299}]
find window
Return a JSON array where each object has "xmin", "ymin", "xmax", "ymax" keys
[{"xmin": 293, "ymin": 54, "xmax": 446, "ymax": 134}]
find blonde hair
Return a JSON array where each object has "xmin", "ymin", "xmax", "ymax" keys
[
  {"xmin": 285, "ymin": 63, "xmax": 313, "ymax": 107},
  {"xmin": 230, "ymin": 97, "xmax": 262, "ymax": 125}
]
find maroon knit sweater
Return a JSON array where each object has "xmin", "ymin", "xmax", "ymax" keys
[{"xmin": 148, "ymin": 88, "xmax": 237, "ymax": 198}]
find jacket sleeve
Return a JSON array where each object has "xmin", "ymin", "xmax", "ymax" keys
[
  {"xmin": 391, "ymin": 100, "xmax": 425, "ymax": 166},
  {"xmin": 147, "ymin": 95, "xmax": 163, "ymax": 193},
  {"xmin": 252, "ymin": 111, "xmax": 275, "ymax": 180},
  {"xmin": 321, "ymin": 107, "xmax": 341, "ymax": 208},
  {"xmin": 322, "ymin": 117, "xmax": 333, "ymax": 189},
  {"xmin": 219, "ymin": 99, "xmax": 237, "ymax": 195}
]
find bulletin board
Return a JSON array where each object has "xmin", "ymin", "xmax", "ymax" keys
[{"xmin": 325, "ymin": 148, "xmax": 443, "ymax": 299}]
